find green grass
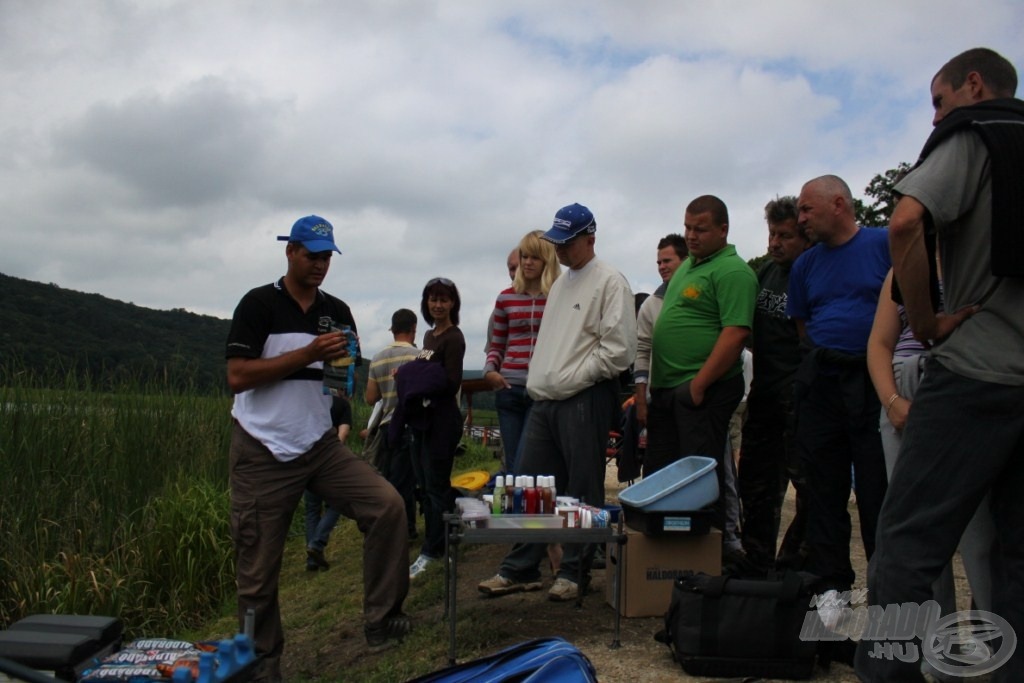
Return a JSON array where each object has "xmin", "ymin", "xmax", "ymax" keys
[
  {"xmin": 0, "ymin": 370, "xmax": 237, "ymax": 633},
  {"xmin": 0, "ymin": 367, "xmax": 506, "ymax": 681},
  {"xmin": 176, "ymin": 445, "xmax": 504, "ymax": 682}
]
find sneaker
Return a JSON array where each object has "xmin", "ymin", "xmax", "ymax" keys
[
  {"xmin": 306, "ymin": 547, "xmax": 330, "ymax": 571},
  {"xmin": 477, "ymin": 573, "xmax": 543, "ymax": 597},
  {"xmin": 548, "ymin": 577, "xmax": 579, "ymax": 602},
  {"xmin": 365, "ymin": 613, "xmax": 412, "ymax": 651},
  {"xmin": 409, "ymin": 554, "xmax": 435, "ymax": 580}
]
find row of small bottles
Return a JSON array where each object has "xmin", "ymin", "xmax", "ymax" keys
[{"xmin": 491, "ymin": 475, "xmax": 557, "ymax": 515}]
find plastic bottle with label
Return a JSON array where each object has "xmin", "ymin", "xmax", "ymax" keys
[
  {"xmin": 511, "ymin": 476, "xmax": 524, "ymax": 513},
  {"xmin": 501, "ymin": 474, "xmax": 514, "ymax": 513},
  {"xmin": 491, "ymin": 476, "xmax": 504, "ymax": 516},
  {"xmin": 539, "ymin": 476, "xmax": 554, "ymax": 514},
  {"xmin": 524, "ymin": 476, "xmax": 539, "ymax": 514}
]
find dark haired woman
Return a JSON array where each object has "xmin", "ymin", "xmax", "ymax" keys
[{"xmin": 407, "ymin": 277, "xmax": 466, "ymax": 580}]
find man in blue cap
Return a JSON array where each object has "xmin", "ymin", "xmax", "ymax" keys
[
  {"xmin": 225, "ymin": 216, "xmax": 410, "ymax": 678},
  {"xmin": 478, "ymin": 202, "xmax": 636, "ymax": 602}
]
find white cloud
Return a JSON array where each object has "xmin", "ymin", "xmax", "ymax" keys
[{"xmin": 1, "ymin": 0, "xmax": 1022, "ymax": 365}]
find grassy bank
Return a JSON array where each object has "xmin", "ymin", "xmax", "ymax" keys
[
  {"xmin": 0, "ymin": 371, "xmax": 236, "ymax": 634},
  {"xmin": 0, "ymin": 368, "xmax": 501, "ymax": 670}
]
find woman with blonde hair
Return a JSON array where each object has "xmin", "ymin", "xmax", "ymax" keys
[{"xmin": 484, "ymin": 230, "xmax": 561, "ymax": 473}]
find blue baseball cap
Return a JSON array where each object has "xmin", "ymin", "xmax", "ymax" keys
[
  {"xmin": 542, "ymin": 203, "xmax": 596, "ymax": 245},
  {"xmin": 277, "ymin": 215, "xmax": 341, "ymax": 254}
]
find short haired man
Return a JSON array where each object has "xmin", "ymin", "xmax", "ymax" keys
[
  {"xmin": 856, "ymin": 48, "xmax": 1024, "ymax": 681},
  {"xmin": 736, "ymin": 196, "xmax": 812, "ymax": 574},
  {"xmin": 786, "ymin": 176, "xmax": 890, "ymax": 607},
  {"xmin": 479, "ymin": 203, "xmax": 636, "ymax": 602},
  {"xmin": 633, "ymin": 233, "xmax": 687, "ymax": 428},
  {"xmin": 225, "ymin": 216, "xmax": 410, "ymax": 673},
  {"xmin": 506, "ymin": 247, "xmax": 520, "ymax": 281},
  {"xmin": 365, "ymin": 308, "xmax": 420, "ymax": 539},
  {"xmin": 648, "ymin": 195, "xmax": 757, "ymax": 560},
  {"xmin": 484, "ymin": 247, "xmax": 521, "ymax": 354}
]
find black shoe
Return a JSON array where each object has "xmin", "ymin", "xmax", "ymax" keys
[
  {"xmin": 365, "ymin": 614, "xmax": 412, "ymax": 651},
  {"xmin": 722, "ymin": 547, "xmax": 757, "ymax": 576},
  {"xmin": 306, "ymin": 547, "xmax": 330, "ymax": 571}
]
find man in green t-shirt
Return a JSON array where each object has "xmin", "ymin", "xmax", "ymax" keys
[{"xmin": 648, "ymin": 195, "xmax": 757, "ymax": 554}]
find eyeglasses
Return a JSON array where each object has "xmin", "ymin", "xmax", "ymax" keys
[{"xmin": 426, "ymin": 277, "xmax": 454, "ymax": 287}]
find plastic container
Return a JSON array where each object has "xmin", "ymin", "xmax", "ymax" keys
[
  {"xmin": 617, "ymin": 456, "xmax": 718, "ymax": 512},
  {"xmin": 487, "ymin": 514, "xmax": 564, "ymax": 529}
]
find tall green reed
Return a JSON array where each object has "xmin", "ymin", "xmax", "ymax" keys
[{"xmin": 0, "ymin": 367, "xmax": 234, "ymax": 634}]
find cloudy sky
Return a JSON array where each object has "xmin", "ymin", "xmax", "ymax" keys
[{"xmin": 2, "ymin": 1, "xmax": 1021, "ymax": 367}]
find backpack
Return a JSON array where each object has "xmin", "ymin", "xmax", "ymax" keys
[{"xmin": 407, "ymin": 637, "xmax": 597, "ymax": 683}]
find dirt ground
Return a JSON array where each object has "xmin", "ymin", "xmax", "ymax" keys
[
  {"xmin": 439, "ymin": 467, "xmax": 973, "ymax": 683},
  {"xmin": 435, "ymin": 472, "xmax": 862, "ymax": 683},
  {"xmin": 281, "ymin": 462, "xmax": 974, "ymax": 682}
]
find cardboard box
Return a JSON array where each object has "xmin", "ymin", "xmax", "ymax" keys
[{"xmin": 606, "ymin": 527, "xmax": 721, "ymax": 617}]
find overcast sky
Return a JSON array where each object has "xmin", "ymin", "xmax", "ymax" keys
[{"xmin": 2, "ymin": 1, "xmax": 1021, "ymax": 367}]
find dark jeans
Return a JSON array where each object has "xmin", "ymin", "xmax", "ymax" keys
[
  {"xmin": 738, "ymin": 391, "xmax": 806, "ymax": 570},
  {"xmin": 646, "ymin": 373, "xmax": 745, "ymax": 532},
  {"xmin": 797, "ymin": 367, "xmax": 887, "ymax": 590},
  {"xmin": 303, "ymin": 491, "xmax": 341, "ymax": 552},
  {"xmin": 499, "ymin": 379, "xmax": 619, "ymax": 585},
  {"xmin": 495, "ymin": 384, "xmax": 533, "ymax": 474},
  {"xmin": 376, "ymin": 424, "xmax": 417, "ymax": 535},
  {"xmin": 409, "ymin": 428, "xmax": 455, "ymax": 559},
  {"xmin": 855, "ymin": 360, "xmax": 1024, "ymax": 682}
]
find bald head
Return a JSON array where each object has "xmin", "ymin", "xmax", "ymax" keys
[
  {"xmin": 507, "ymin": 248, "xmax": 519, "ymax": 281},
  {"xmin": 797, "ymin": 175, "xmax": 859, "ymax": 247}
]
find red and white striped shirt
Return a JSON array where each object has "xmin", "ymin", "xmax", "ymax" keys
[{"xmin": 483, "ymin": 286, "xmax": 546, "ymax": 386}]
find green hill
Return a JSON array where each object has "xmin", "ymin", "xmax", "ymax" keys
[{"xmin": 0, "ymin": 272, "xmax": 231, "ymax": 393}]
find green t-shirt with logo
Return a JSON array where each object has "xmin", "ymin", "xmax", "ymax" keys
[{"xmin": 650, "ymin": 244, "xmax": 757, "ymax": 388}]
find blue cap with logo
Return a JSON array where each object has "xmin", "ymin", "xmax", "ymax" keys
[
  {"xmin": 542, "ymin": 203, "xmax": 596, "ymax": 245},
  {"xmin": 277, "ymin": 215, "xmax": 341, "ymax": 254}
]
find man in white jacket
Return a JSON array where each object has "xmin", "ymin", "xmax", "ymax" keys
[{"xmin": 478, "ymin": 202, "xmax": 636, "ymax": 602}]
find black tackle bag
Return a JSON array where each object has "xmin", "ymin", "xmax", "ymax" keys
[{"xmin": 655, "ymin": 570, "xmax": 819, "ymax": 679}]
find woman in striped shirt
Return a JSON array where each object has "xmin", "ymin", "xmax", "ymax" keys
[{"xmin": 484, "ymin": 230, "xmax": 561, "ymax": 473}]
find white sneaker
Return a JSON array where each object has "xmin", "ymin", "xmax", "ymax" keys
[
  {"xmin": 409, "ymin": 554, "xmax": 434, "ymax": 580},
  {"xmin": 548, "ymin": 577, "xmax": 580, "ymax": 602}
]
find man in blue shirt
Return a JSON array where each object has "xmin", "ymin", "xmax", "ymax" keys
[{"xmin": 787, "ymin": 176, "xmax": 890, "ymax": 614}]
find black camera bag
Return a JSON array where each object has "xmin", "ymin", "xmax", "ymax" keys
[{"xmin": 655, "ymin": 570, "xmax": 819, "ymax": 679}]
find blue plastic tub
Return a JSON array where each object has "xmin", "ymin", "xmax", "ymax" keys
[{"xmin": 618, "ymin": 456, "xmax": 718, "ymax": 512}]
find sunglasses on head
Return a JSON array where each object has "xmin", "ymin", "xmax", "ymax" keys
[{"xmin": 427, "ymin": 277, "xmax": 454, "ymax": 287}]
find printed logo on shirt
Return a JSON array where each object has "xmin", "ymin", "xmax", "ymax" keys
[
  {"xmin": 681, "ymin": 285, "xmax": 702, "ymax": 300},
  {"xmin": 572, "ymin": 303, "xmax": 581, "ymax": 310},
  {"xmin": 417, "ymin": 349, "xmax": 435, "ymax": 361},
  {"xmin": 756, "ymin": 289, "xmax": 788, "ymax": 319}
]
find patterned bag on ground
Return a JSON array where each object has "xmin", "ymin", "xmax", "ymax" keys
[
  {"xmin": 406, "ymin": 636, "xmax": 597, "ymax": 683},
  {"xmin": 654, "ymin": 570, "xmax": 819, "ymax": 679}
]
